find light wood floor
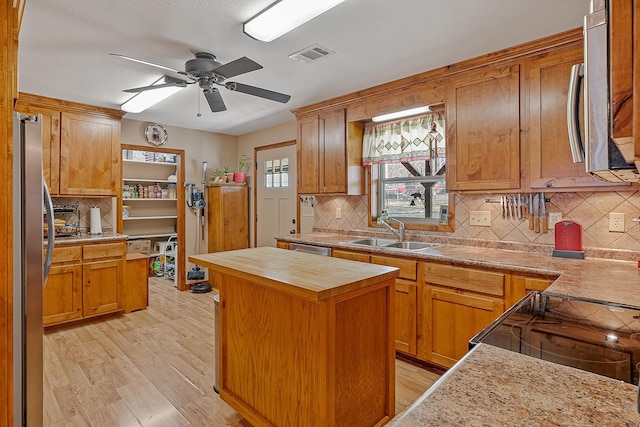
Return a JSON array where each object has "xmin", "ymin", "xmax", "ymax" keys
[{"xmin": 43, "ymin": 277, "xmax": 441, "ymax": 426}]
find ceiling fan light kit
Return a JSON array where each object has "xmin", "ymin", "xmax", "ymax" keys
[
  {"xmin": 121, "ymin": 76, "xmax": 186, "ymax": 113},
  {"xmin": 243, "ymin": 0, "xmax": 346, "ymax": 42}
]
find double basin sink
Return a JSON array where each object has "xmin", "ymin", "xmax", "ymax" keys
[{"xmin": 345, "ymin": 238, "xmax": 440, "ymax": 251}]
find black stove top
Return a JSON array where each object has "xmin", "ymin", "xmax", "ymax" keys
[{"xmin": 471, "ymin": 292, "xmax": 640, "ymax": 384}]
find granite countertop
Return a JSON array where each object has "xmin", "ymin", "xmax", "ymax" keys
[
  {"xmin": 189, "ymin": 247, "xmax": 398, "ymax": 300},
  {"xmin": 389, "ymin": 344, "xmax": 640, "ymax": 427},
  {"xmin": 277, "ymin": 233, "xmax": 640, "ymax": 425},
  {"xmin": 48, "ymin": 232, "xmax": 128, "ymax": 246},
  {"xmin": 277, "ymin": 233, "xmax": 640, "ymax": 308}
]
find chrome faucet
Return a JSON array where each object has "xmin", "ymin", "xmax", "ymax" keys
[{"xmin": 377, "ymin": 212, "xmax": 405, "ymax": 242}]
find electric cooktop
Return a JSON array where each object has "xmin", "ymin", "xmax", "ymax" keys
[{"xmin": 471, "ymin": 292, "xmax": 640, "ymax": 384}]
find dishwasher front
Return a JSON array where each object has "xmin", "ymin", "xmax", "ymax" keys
[{"xmin": 289, "ymin": 242, "xmax": 332, "ymax": 256}]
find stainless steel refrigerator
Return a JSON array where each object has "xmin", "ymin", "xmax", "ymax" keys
[{"xmin": 13, "ymin": 113, "xmax": 53, "ymax": 426}]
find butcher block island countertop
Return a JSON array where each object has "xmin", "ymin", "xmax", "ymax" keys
[{"xmin": 190, "ymin": 247, "xmax": 400, "ymax": 427}]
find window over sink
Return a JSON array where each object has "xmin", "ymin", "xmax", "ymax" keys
[{"xmin": 363, "ymin": 109, "xmax": 454, "ymax": 232}]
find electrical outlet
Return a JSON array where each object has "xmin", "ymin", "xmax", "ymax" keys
[
  {"xmin": 609, "ymin": 212, "xmax": 625, "ymax": 232},
  {"xmin": 470, "ymin": 210, "xmax": 491, "ymax": 227},
  {"xmin": 548, "ymin": 212, "xmax": 562, "ymax": 229},
  {"xmin": 335, "ymin": 207, "xmax": 342, "ymax": 219}
]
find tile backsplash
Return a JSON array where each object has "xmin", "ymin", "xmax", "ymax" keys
[
  {"xmin": 314, "ymin": 191, "xmax": 640, "ymax": 252},
  {"xmin": 51, "ymin": 197, "xmax": 115, "ymax": 234}
]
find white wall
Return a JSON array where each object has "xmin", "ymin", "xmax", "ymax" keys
[
  {"xmin": 237, "ymin": 120, "xmax": 297, "ymax": 246},
  {"xmin": 121, "ymin": 119, "xmax": 238, "ymax": 272}
]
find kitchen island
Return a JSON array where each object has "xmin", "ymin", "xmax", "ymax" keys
[{"xmin": 190, "ymin": 247, "xmax": 399, "ymax": 427}]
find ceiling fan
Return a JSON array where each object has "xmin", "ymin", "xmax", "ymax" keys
[{"xmin": 111, "ymin": 52, "xmax": 291, "ymax": 112}]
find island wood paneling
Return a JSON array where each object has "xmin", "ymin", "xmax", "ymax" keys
[{"xmin": 194, "ymin": 247, "xmax": 398, "ymax": 427}]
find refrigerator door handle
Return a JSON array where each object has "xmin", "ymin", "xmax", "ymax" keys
[
  {"xmin": 567, "ymin": 63, "xmax": 585, "ymax": 163},
  {"xmin": 43, "ymin": 181, "xmax": 54, "ymax": 282}
]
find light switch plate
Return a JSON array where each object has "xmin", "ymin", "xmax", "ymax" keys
[
  {"xmin": 302, "ymin": 206, "xmax": 314, "ymax": 217},
  {"xmin": 470, "ymin": 211, "xmax": 491, "ymax": 226}
]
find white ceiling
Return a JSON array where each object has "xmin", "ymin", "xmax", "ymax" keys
[{"xmin": 18, "ymin": 0, "xmax": 589, "ymax": 136}]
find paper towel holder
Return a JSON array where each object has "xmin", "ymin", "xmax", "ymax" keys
[{"xmin": 90, "ymin": 205, "xmax": 103, "ymax": 235}]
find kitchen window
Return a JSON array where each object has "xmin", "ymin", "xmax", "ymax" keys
[{"xmin": 364, "ymin": 110, "xmax": 454, "ymax": 232}]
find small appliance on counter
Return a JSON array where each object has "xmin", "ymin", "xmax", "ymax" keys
[{"xmin": 552, "ymin": 220, "xmax": 584, "ymax": 259}]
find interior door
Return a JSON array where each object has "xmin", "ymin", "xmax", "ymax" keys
[{"xmin": 256, "ymin": 144, "xmax": 297, "ymax": 247}]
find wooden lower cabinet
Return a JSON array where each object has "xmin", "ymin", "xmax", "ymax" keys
[
  {"xmin": 420, "ymin": 285, "xmax": 505, "ymax": 368},
  {"xmin": 508, "ymin": 275, "xmax": 553, "ymax": 307},
  {"xmin": 83, "ymin": 259, "xmax": 122, "ymax": 317},
  {"xmin": 44, "ymin": 241, "xmax": 125, "ymax": 327},
  {"xmin": 371, "ymin": 255, "xmax": 418, "ymax": 356},
  {"xmin": 393, "ymin": 279, "xmax": 417, "ymax": 355},
  {"xmin": 418, "ymin": 262, "xmax": 506, "ymax": 368},
  {"xmin": 44, "ymin": 263, "xmax": 83, "ymax": 326},
  {"xmin": 275, "ymin": 240, "xmax": 290, "ymax": 250}
]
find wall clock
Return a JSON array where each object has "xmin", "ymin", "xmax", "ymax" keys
[{"xmin": 144, "ymin": 123, "xmax": 168, "ymax": 146}]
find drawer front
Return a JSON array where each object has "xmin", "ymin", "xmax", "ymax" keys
[
  {"xmin": 333, "ymin": 249, "xmax": 370, "ymax": 263},
  {"xmin": 83, "ymin": 242, "xmax": 125, "ymax": 261},
  {"xmin": 424, "ymin": 263, "xmax": 504, "ymax": 297},
  {"xmin": 51, "ymin": 246, "xmax": 82, "ymax": 264},
  {"xmin": 371, "ymin": 255, "xmax": 417, "ymax": 281}
]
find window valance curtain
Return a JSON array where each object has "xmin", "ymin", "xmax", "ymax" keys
[{"xmin": 362, "ymin": 112, "xmax": 445, "ymax": 165}]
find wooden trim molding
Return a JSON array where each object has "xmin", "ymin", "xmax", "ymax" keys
[
  {"xmin": 291, "ymin": 27, "xmax": 582, "ymax": 117},
  {"xmin": 15, "ymin": 92, "xmax": 125, "ymax": 119}
]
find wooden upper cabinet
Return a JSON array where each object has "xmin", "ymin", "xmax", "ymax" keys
[
  {"xmin": 609, "ymin": 0, "xmax": 634, "ymax": 152},
  {"xmin": 60, "ymin": 112, "xmax": 121, "ymax": 196},
  {"xmin": 15, "ymin": 94, "xmax": 123, "ymax": 197},
  {"xmin": 14, "ymin": 103, "xmax": 61, "ymax": 194},
  {"xmin": 319, "ymin": 109, "xmax": 347, "ymax": 193},
  {"xmin": 446, "ymin": 65, "xmax": 521, "ymax": 191},
  {"xmin": 296, "ymin": 108, "xmax": 364, "ymax": 195},
  {"xmin": 297, "ymin": 115, "xmax": 320, "ymax": 194},
  {"xmin": 528, "ymin": 46, "xmax": 623, "ymax": 190}
]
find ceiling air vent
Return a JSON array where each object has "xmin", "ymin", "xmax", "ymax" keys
[{"xmin": 288, "ymin": 44, "xmax": 335, "ymax": 63}]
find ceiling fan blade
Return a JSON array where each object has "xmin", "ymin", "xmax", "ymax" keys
[
  {"xmin": 225, "ymin": 82, "xmax": 291, "ymax": 103},
  {"xmin": 204, "ymin": 88, "xmax": 227, "ymax": 112},
  {"xmin": 123, "ymin": 76, "xmax": 189, "ymax": 93},
  {"xmin": 110, "ymin": 53, "xmax": 184, "ymax": 75},
  {"xmin": 213, "ymin": 57, "xmax": 262, "ymax": 79}
]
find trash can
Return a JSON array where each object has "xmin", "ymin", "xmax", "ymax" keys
[{"xmin": 213, "ymin": 293, "xmax": 220, "ymax": 394}]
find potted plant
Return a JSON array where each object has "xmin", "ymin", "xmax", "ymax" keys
[
  {"xmin": 234, "ymin": 154, "xmax": 250, "ymax": 183},
  {"xmin": 207, "ymin": 169, "xmax": 224, "ymax": 184},
  {"xmin": 220, "ymin": 162, "xmax": 234, "ymax": 182}
]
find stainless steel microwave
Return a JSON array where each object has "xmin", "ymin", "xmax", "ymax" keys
[{"xmin": 567, "ymin": 0, "xmax": 638, "ymax": 182}]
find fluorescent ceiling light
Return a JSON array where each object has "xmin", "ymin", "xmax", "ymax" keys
[
  {"xmin": 372, "ymin": 106, "xmax": 431, "ymax": 122},
  {"xmin": 244, "ymin": 0, "xmax": 346, "ymax": 42},
  {"xmin": 121, "ymin": 77, "xmax": 185, "ymax": 113}
]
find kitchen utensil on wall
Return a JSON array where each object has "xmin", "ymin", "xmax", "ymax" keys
[
  {"xmin": 533, "ymin": 193, "xmax": 540, "ymax": 233},
  {"xmin": 540, "ymin": 192, "xmax": 547, "ymax": 233},
  {"xmin": 528, "ymin": 194, "xmax": 534, "ymax": 229}
]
